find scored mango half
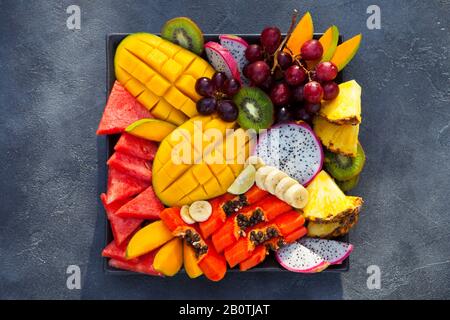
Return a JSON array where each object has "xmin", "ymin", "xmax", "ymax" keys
[
  {"xmin": 114, "ymin": 33, "xmax": 215, "ymax": 126},
  {"xmin": 152, "ymin": 115, "xmax": 253, "ymax": 206}
]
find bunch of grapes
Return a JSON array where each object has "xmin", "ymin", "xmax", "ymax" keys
[
  {"xmin": 243, "ymin": 26, "xmax": 340, "ymax": 124},
  {"xmin": 195, "ymin": 72, "xmax": 241, "ymax": 122}
]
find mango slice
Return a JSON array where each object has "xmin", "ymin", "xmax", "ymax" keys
[
  {"xmin": 330, "ymin": 34, "xmax": 362, "ymax": 71},
  {"xmin": 114, "ymin": 33, "xmax": 215, "ymax": 125},
  {"xmin": 153, "ymin": 238, "xmax": 183, "ymax": 276},
  {"xmin": 285, "ymin": 12, "xmax": 314, "ymax": 56},
  {"xmin": 126, "ymin": 119, "xmax": 177, "ymax": 142},
  {"xmin": 126, "ymin": 220, "xmax": 174, "ymax": 259},
  {"xmin": 183, "ymin": 240, "xmax": 203, "ymax": 278}
]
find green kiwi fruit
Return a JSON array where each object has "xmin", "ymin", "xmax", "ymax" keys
[
  {"xmin": 325, "ymin": 142, "xmax": 365, "ymax": 181},
  {"xmin": 336, "ymin": 175, "xmax": 360, "ymax": 193},
  {"xmin": 233, "ymin": 87, "xmax": 274, "ymax": 131},
  {"xmin": 161, "ymin": 17, "xmax": 204, "ymax": 55}
]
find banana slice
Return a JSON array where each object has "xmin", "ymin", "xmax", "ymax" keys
[
  {"xmin": 180, "ymin": 205, "xmax": 196, "ymax": 224},
  {"xmin": 275, "ymin": 177, "xmax": 298, "ymax": 201},
  {"xmin": 188, "ymin": 201, "xmax": 212, "ymax": 222},
  {"xmin": 264, "ymin": 169, "xmax": 288, "ymax": 194},
  {"xmin": 245, "ymin": 156, "xmax": 266, "ymax": 170},
  {"xmin": 227, "ymin": 164, "xmax": 256, "ymax": 195},
  {"xmin": 255, "ymin": 166, "xmax": 277, "ymax": 190},
  {"xmin": 284, "ymin": 184, "xmax": 309, "ymax": 209}
]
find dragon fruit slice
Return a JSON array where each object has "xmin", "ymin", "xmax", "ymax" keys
[
  {"xmin": 219, "ymin": 35, "xmax": 249, "ymax": 84},
  {"xmin": 255, "ymin": 122, "xmax": 323, "ymax": 186},
  {"xmin": 276, "ymin": 242, "xmax": 330, "ymax": 273},
  {"xmin": 299, "ymin": 238, "xmax": 353, "ymax": 265},
  {"xmin": 205, "ymin": 41, "xmax": 241, "ymax": 82}
]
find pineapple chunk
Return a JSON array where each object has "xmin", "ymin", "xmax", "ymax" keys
[
  {"xmin": 303, "ymin": 171, "xmax": 363, "ymax": 223},
  {"xmin": 319, "ymin": 80, "xmax": 362, "ymax": 125},
  {"xmin": 313, "ymin": 116, "xmax": 359, "ymax": 157},
  {"xmin": 307, "ymin": 206, "xmax": 360, "ymax": 238}
]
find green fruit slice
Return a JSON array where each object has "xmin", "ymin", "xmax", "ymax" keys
[
  {"xmin": 227, "ymin": 164, "xmax": 256, "ymax": 195},
  {"xmin": 234, "ymin": 87, "xmax": 274, "ymax": 131},
  {"xmin": 336, "ymin": 175, "xmax": 360, "ymax": 193},
  {"xmin": 161, "ymin": 17, "xmax": 204, "ymax": 55},
  {"xmin": 325, "ymin": 142, "xmax": 365, "ymax": 181}
]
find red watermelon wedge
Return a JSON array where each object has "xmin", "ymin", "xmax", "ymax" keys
[
  {"xmin": 115, "ymin": 186, "xmax": 164, "ymax": 220},
  {"xmin": 101, "ymin": 193, "xmax": 143, "ymax": 246},
  {"xmin": 114, "ymin": 133, "xmax": 158, "ymax": 161},
  {"xmin": 106, "ymin": 167, "xmax": 150, "ymax": 204},
  {"xmin": 108, "ymin": 250, "xmax": 162, "ymax": 276},
  {"xmin": 107, "ymin": 152, "xmax": 152, "ymax": 182},
  {"xmin": 97, "ymin": 81, "xmax": 153, "ymax": 135},
  {"xmin": 102, "ymin": 239, "xmax": 138, "ymax": 263}
]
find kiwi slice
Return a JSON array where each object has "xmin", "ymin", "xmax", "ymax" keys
[
  {"xmin": 336, "ymin": 175, "xmax": 360, "ymax": 193},
  {"xmin": 233, "ymin": 87, "xmax": 274, "ymax": 130},
  {"xmin": 325, "ymin": 142, "xmax": 366, "ymax": 181},
  {"xmin": 161, "ymin": 17, "xmax": 204, "ymax": 55}
]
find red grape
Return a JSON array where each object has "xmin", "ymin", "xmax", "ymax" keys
[
  {"xmin": 303, "ymin": 81, "xmax": 324, "ymax": 104},
  {"xmin": 315, "ymin": 62, "xmax": 338, "ymax": 82},
  {"xmin": 245, "ymin": 44, "xmax": 264, "ymax": 63},
  {"xmin": 270, "ymin": 83, "xmax": 291, "ymax": 106},
  {"xmin": 276, "ymin": 106, "xmax": 293, "ymax": 123},
  {"xmin": 196, "ymin": 97, "xmax": 217, "ymax": 115},
  {"xmin": 305, "ymin": 102, "xmax": 321, "ymax": 114},
  {"xmin": 292, "ymin": 85, "xmax": 304, "ymax": 102},
  {"xmin": 261, "ymin": 27, "xmax": 281, "ymax": 54},
  {"xmin": 247, "ymin": 61, "xmax": 271, "ymax": 85},
  {"xmin": 277, "ymin": 52, "xmax": 293, "ymax": 70},
  {"xmin": 258, "ymin": 74, "xmax": 274, "ymax": 92},
  {"xmin": 195, "ymin": 77, "xmax": 214, "ymax": 97},
  {"xmin": 223, "ymin": 78, "xmax": 241, "ymax": 96},
  {"xmin": 284, "ymin": 65, "xmax": 307, "ymax": 86},
  {"xmin": 211, "ymin": 72, "xmax": 227, "ymax": 91},
  {"xmin": 322, "ymin": 81, "xmax": 340, "ymax": 100},
  {"xmin": 294, "ymin": 108, "xmax": 312, "ymax": 122},
  {"xmin": 300, "ymin": 40, "xmax": 323, "ymax": 61},
  {"xmin": 217, "ymin": 100, "xmax": 239, "ymax": 122}
]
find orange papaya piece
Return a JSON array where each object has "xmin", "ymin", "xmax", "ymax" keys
[
  {"xmin": 198, "ymin": 195, "xmax": 230, "ymax": 238},
  {"xmin": 224, "ymin": 238, "xmax": 253, "ymax": 268},
  {"xmin": 211, "ymin": 214, "xmax": 240, "ymax": 253},
  {"xmin": 160, "ymin": 207, "xmax": 184, "ymax": 233},
  {"xmin": 244, "ymin": 185, "xmax": 269, "ymax": 204},
  {"xmin": 198, "ymin": 241, "xmax": 227, "ymax": 281},
  {"xmin": 284, "ymin": 226, "xmax": 308, "ymax": 244},
  {"xmin": 257, "ymin": 196, "xmax": 292, "ymax": 221},
  {"xmin": 273, "ymin": 211, "xmax": 305, "ymax": 236},
  {"xmin": 239, "ymin": 245, "xmax": 268, "ymax": 271}
]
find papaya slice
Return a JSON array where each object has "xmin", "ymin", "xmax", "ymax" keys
[{"xmin": 239, "ymin": 245, "xmax": 267, "ymax": 271}]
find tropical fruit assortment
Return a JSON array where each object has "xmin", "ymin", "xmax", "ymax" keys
[{"xmin": 96, "ymin": 10, "xmax": 366, "ymax": 280}]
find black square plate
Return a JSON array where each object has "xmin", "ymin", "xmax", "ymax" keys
[{"xmin": 103, "ymin": 33, "xmax": 349, "ymax": 274}]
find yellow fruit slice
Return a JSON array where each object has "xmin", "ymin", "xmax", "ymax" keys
[
  {"xmin": 183, "ymin": 240, "xmax": 203, "ymax": 279},
  {"xmin": 285, "ymin": 12, "xmax": 314, "ymax": 56},
  {"xmin": 126, "ymin": 220, "xmax": 174, "ymax": 259},
  {"xmin": 125, "ymin": 118, "xmax": 177, "ymax": 141},
  {"xmin": 319, "ymin": 80, "xmax": 362, "ymax": 125},
  {"xmin": 153, "ymin": 238, "xmax": 183, "ymax": 276},
  {"xmin": 330, "ymin": 34, "xmax": 362, "ymax": 71},
  {"xmin": 227, "ymin": 164, "xmax": 256, "ymax": 195},
  {"xmin": 114, "ymin": 33, "xmax": 215, "ymax": 125}
]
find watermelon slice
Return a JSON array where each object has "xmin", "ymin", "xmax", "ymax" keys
[
  {"xmin": 114, "ymin": 133, "xmax": 158, "ymax": 161},
  {"xmin": 102, "ymin": 239, "xmax": 138, "ymax": 263},
  {"xmin": 106, "ymin": 167, "xmax": 150, "ymax": 204},
  {"xmin": 101, "ymin": 193, "xmax": 143, "ymax": 246},
  {"xmin": 108, "ymin": 250, "xmax": 162, "ymax": 276},
  {"xmin": 97, "ymin": 81, "xmax": 153, "ymax": 135},
  {"xmin": 115, "ymin": 186, "xmax": 164, "ymax": 220},
  {"xmin": 107, "ymin": 152, "xmax": 152, "ymax": 182}
]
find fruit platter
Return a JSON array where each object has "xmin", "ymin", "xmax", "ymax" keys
[{"xmin": 97, "ymin": 11, "xmax": 365, "ymax": 281}]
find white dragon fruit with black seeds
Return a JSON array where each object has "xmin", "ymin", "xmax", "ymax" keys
[
  {"xmin": 299, "ymin": 238, "xmax": 353, "ymax": 265},
  {"xmin": 255, "ymin": 122, "xmax": 323, "ymax": 186},
  {"xmin": 219, "ymin": 35, "xmax": 250, "ymax": 85},
  {"xmin": 276, "ymin": 242, "xmax": 329, "ymax": 273},
  {"xmin": 204, "ymin": 41, "xmax": 241, "ymax": 82}
]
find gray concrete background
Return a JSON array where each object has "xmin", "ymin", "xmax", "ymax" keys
[{"xmin": 0, "ymin": 0, "xmax": 449, "ymax": 299}]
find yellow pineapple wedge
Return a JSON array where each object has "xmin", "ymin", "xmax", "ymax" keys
[
  {"xmin": 313, "ymin": 116, "xmax": 359, "ymax": 157},
  {"xmin": 303, "ymin": 171, "xmax": 363, "ymax": 223},
  {"xmin": 307, "ymin": 202, "xmax": 360, "ymax": 238},
  {"xmin": 319, "ymin": 80, "xmax": 361, "ymax": 125}
]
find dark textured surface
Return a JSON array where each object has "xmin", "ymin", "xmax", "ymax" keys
[{"xmin": 0, "ymin": 0, "xmax": 449, "ymax": 299}]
